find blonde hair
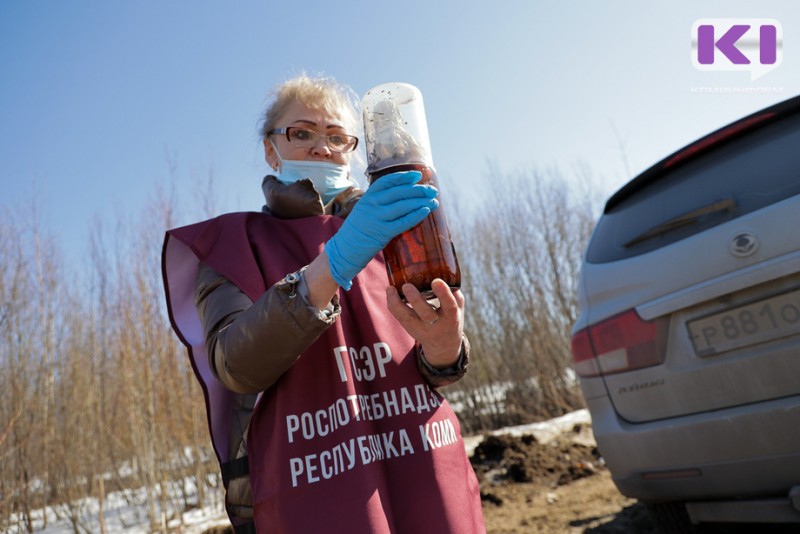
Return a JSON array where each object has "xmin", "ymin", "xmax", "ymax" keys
[{"xmin": 260, "ymin": 73, "xmax": 360, "ymax": 141}]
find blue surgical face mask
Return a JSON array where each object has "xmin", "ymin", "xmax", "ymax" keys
[{"xmin": 271, "ymin": 141, "xmax": 352, "ymax": 205}]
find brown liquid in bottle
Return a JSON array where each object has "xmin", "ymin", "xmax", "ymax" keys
[{"xmin": 368, "ymin": 164, "xmax": 461, "ymax": 300}]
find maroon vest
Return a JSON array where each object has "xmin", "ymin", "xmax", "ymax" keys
[{"xmin": 163, "ymin": 212, "xmax": 485, "ymax": 533}]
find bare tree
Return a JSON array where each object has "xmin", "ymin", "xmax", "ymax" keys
[
  {"xmin": 0, "ymin": 206, "xmax": 39, "ymax": 532},
  {"xmin": 0, "ymin": 200, "xmax": 74, "ymax": 532},
  {"xmin": 446, "ymin": 165, "xmax": 600, "ymax": 433}
]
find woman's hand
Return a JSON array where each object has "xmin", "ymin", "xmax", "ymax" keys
[
  {"xmin": 385, "ymin": 278, "xmax": 464, "ymax": 368},
  {"xmin": 324, "ymin": 171, "xmax": 438, "ymax": 290}
]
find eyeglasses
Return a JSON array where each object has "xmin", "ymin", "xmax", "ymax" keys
[{"xmin": 268, "ymin": 127, "xmax": 359, "ymax": 153}]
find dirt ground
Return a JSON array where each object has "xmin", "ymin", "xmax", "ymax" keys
[{"xmin": 472, "ymin": 423, "xmax": 656, "ymax": 534}]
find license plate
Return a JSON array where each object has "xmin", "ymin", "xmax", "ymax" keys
[{"xmin": 687, "ymin": 289, "xmax": 800, "ymax": 356}]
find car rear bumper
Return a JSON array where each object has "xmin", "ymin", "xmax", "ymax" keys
[{"xmin": 587, "ymin": 393, "xmax": 800, "ymax": 502}]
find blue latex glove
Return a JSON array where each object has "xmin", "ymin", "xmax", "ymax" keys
[{"xmin": 324, "ymin": 170, "xmax": 438, "ymax": 289}]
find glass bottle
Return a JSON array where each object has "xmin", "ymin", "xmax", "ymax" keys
[{"xmin": 362, "ymin": 82, "xmax": 461, "ymax": 301}]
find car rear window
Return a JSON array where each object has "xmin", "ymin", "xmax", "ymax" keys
[{"xmin": 587, "ymin": 112, "xmax": 800, "ymax": 264}]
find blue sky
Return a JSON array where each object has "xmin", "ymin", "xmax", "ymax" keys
[{"xmin": 2, "ymin": 1, "xmax": 799, "ymax": 265}]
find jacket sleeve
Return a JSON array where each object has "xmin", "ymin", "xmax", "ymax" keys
[
  {"xmin": 416, "ymin": 334, "xmax": 470, "ymax": 388},
  {"xmin": 194, "ymin": 263, "xmax": 340, "ymax": 394}
]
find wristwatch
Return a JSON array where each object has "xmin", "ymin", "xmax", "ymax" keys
[{"xmin": 418, "ymin": 336, "xmax": 469, "ymax": 378}]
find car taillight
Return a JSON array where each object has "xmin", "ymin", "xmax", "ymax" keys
[{"xmin": 571, "ymin": 310, "xmax": 666, "ymax": 378}]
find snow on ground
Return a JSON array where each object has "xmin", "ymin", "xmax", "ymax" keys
[
  {"xmin": 12, "ymin": 479, "xmax": 231, "ymax": 534},
  {"xmin": 17, "ymin": 410, "xmax": 591, "ymax": 534}
]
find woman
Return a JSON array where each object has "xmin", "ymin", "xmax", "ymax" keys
[{"xmin": 162, "ymin": 74, "xmax": 485, "ymax": 533}]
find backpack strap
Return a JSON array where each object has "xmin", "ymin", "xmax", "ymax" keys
[{"xmin": 220, "ymin": 455, "xmax": 249, "ymax": 484}]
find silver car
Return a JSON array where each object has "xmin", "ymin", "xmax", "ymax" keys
[{"xmin": 572, "ymin": 94, "xmax": 800, "ymax": 531}]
